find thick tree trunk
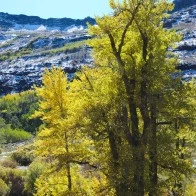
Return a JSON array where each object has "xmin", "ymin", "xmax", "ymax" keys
[
  {"xmin": 123, "ymin": 77, "xmax": 146, "ymax": 196},
  {"xmin": 149, "ymin": 102, "xmax": 158, "ymax": 196},
  {"xmin": 108, "ymin": 128, "xmax": 132, "ymax": 196},
  {"xmin": 131, "ymin": 144, "xmax": 145, "ymax": 196},
  {"xmin": 127, "ymin": 81, "xmax": 145, "ymax": 196}
]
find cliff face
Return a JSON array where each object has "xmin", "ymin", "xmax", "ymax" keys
[{"xmin": 0, "ymin": 2, "xmax": 195, "ymax": 96}]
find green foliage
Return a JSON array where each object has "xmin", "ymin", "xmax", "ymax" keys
[
  {"xmin": 0, "ymin": 166, "xmax": 26, "ymax": 196},
  {"xmin": 0, "ymin": 115, "xmax": 32, "ymax": 144},
  {"xmin": 24, "ymin": 161, "xmax": 45, "ymax": 195},
  {"xmin": 0, "ymin": 178, "xmax": 10, "ymax": 196},
  {"xmin": 11, "ymin": 144, "xmax": 34, "ymax": 166},
  {"xmin": 40, "ymin": 40, "xmax": 86, "ymax": 56},
  {"xmin": 0, "ymin": 48, "xmax": 32, "ymax": 62},
  {"xmin": 0, "ymin": 90, "xmax": 42, "ymax": 133},
  {"xmin": 0, "ymin": 117, "xmax": 9, "ymax": 129},
  {"xmin": 0, "ymin": 128, "xmax": 32, "ymax": 143}
]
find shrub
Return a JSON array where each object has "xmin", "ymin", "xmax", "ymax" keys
[
  {"xmin": 0, "ymin": 159, "xmax": 17, "ymax": 169},
  {"xmin": 0, "ymin": 128, "xmax": 32, "ymax": 143},
  {"xmin": 24, "ymin": 161, "xmax": 45, "ymax": 195},
  {"xmin": 11, "ymin": 144, "xmax": 34, "ymax": 166},
  {"xmin": 0, "ymin": 90, "xmax": 42, "ymax": 134},
  {"xmin": 0, "ymin": 166, "xmax": 26, "ymax": 196},
  {"xmin": 0, "ymin": 178, "xmax": 10, "ymax": 196}
]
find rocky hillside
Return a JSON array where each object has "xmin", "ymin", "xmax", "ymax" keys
[
  {"xmin": 0, "ymin": 14, "xmax": 94, "ymax": 95},
  {"xmin": 0, "ymin": 1, "xmax": 195, "ymax": 96},
  {"xmin": 0, "ymin": 12, "xmax": 95, "ymax": 31},
  {"xmin": 168, "ymin": 3, "xmax": 196, "ymax": 80}
]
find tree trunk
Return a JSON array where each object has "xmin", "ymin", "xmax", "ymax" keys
[
  {"xmin": 132, "ymin": 145, "xmax": 145, "ymax": 196},
  {"xmin": 108, "ymin": 128, "xmax": 132, "ymax": 196},
  {"xmin": 64, "ymin": 133, "xmax": 72, "ymax": 191},
  {"xmin": 149, "ymin": 102, "xmax": 158, "ymax": 196},
  {"xmin": 123, "ymin": 77, "xmax": 145, "ymax": 196},
  {"xmin": 67, "ymin": 163, "xmax": 72, "ymax": 191}
]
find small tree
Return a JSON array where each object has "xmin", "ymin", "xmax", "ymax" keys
[{"xmin": 33, "ymin": 67, "xmax": 99, "ymax": 195}]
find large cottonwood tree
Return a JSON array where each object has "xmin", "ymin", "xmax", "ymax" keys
[{"xmin": 88, "ymin": 0, "xmax": 195, "ymax": 195}]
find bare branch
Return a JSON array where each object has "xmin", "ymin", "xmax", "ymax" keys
[{"xmin": 156, "ymin": 121, "xmax": 172, "ymax": 125}]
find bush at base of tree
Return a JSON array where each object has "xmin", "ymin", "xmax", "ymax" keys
[{"xmin": 185, "ymin": 180, "xmax": 196, "ymax": 196}]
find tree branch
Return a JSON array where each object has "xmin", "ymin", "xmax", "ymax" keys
[
  {"xmin": 118, "ymin": 2, "xmax": 141, "ymax": 54},
  {"xmin": 156, "ymin": 121, "xmax": 172, "ymax": 125},
  {"xmin": 71, "ymin": 160, "xmax": 98, "ymax": 169}
]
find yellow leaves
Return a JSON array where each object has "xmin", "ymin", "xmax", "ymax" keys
[
  {"xmin": 33, "ymin": 66, "xmax": 109, "ymax": 194},
  {"xmin": 35, "ymin": 170, "xmax": 67, "ymax": 196},
  {"xmin": 109, "ymin": 0, "xmax": 115, "ymax": 9},
  {"xmin": 35, "ymin": 165, "xmax": 112, "ymax": 196}
]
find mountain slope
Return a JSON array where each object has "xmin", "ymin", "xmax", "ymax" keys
[
  {"xmin": 0, "ymin": 12, "xmax": 95, "ymax": 31},
  {"xmin": 0, "ymin": 2, "xmax": 195, "ymax": 96},
  {"xmin": 0, "ymin": 13, "xmax": 94, "ymax": 95},
  {"xmin": 168, "ymin": 3, "xmax": 196, "ymax": 80}
]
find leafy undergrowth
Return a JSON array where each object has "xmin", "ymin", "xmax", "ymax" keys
[
  {"xmin": 11, "ymin": 144, "xmax": 35, "ymax": 166},
  {"xmin": 0, "ymin": 166, "xmax": 28, "ymax": 196},
  {"xmin": 0, "ymin": 159, "xmax": 17, "ymax": 169},
  {"xmin": 0, "ymin": 128, "xmax": 32, "ymax": 144},
  {"xmin": 0, "ymin": 142, "xmax": 37, "ymax": 195},
  {"xmin": 0, "ymin": 178, "xmax": 10, "ymax": 196},
  {"xmin": 40, "ymin": 40, "xmax": 86, "ymax": 56}
]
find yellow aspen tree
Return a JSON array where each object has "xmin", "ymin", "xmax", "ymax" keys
[{"xmin": 33, "ymin": 67, "xmax": 96, "ymax": 195}]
